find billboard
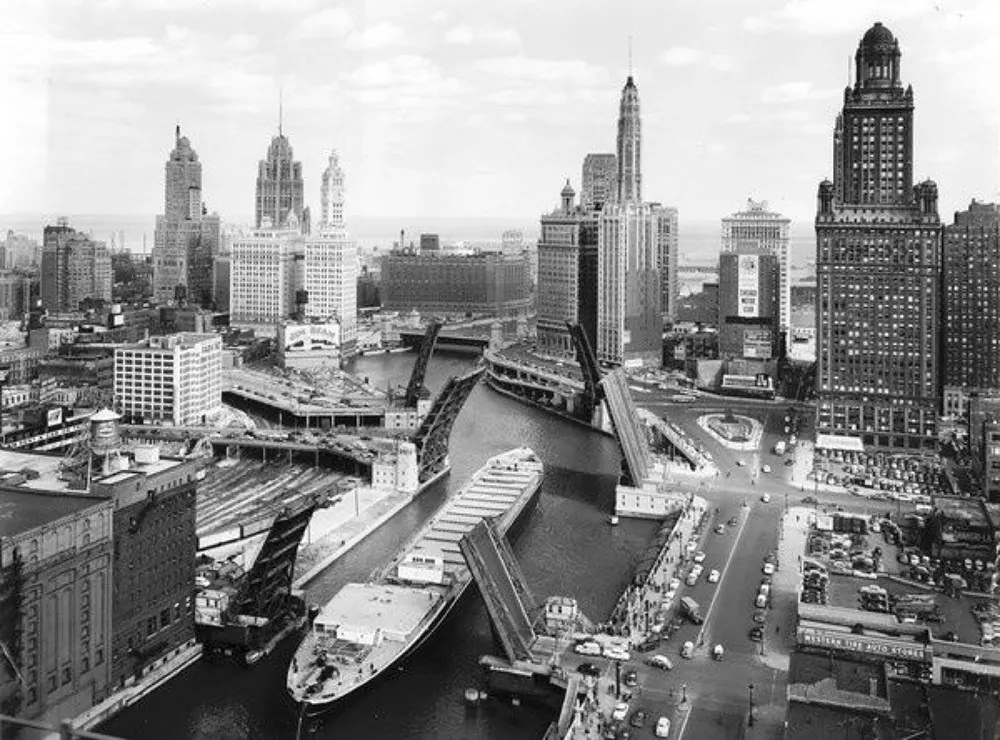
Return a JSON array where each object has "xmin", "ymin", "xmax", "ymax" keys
[
  {"xmin": 737, "ymin": 254, "xmax": 759, "ymax": 318},
  {"xmin": 46, "ymin": 407, "xmax": 63, "ymax": 428},
  {"xmin": 743, "ymin": 328, "xmax": 772, "ymax": 359},
  {"xmin": 797, "ymin": 626, "xmax": 930, "ymax": 662}
]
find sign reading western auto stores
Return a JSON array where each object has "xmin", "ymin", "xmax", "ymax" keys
[{"xmin": 797, "ymin": 627, "xmax": 930, "ymax": 662}]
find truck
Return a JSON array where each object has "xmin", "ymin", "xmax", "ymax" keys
[
  {"xmin": 680, "ymin": 596, "xmax": 703, "ymax": 625},
  {"xmin": 773, "ymin": 440, "xmax": 786, "ymax": 455}
]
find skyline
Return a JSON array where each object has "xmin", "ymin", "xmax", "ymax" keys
[{"xmin": 2, "ymin": 1, "xmax": 999, "ymax": 225}]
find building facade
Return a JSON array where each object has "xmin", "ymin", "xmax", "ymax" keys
[
  {"xmin": 942, "ymin": 201, "xmax": 1000, "ymax": 414},
  {"xmin": 816, "ymin": 22, "xmax": 941, "ymax": 449},
  {"xmin": 40, "ymin": 221, "xmax": 112, "ymax": 313},
  {"xmin": 581, "ymin": 153, "xmax": 617, "ymax": 211},
  {"xmin": 319, "ymin": 150, "xmax": 345, "ymax": 237},
  {"xmin": 88, "ymin": 445, "xmax": 201, "ymax": 689},
  {"xmin": 113, "ymin": 333, "xmax": 222, "ymax": 426},
  {"xmin": 718, "ymin": 247, "xmax": 780, "ymax": 360},
  {"xmin": 651, "ymin": 203, "xmax": 679, "ymax": 323},
  {"xmin": 229, "ymin": 226, "xmax": 303, "ymax": 327},
  {"xmin": 254, "ymin": 128, "xmax": 305, "ymax": 231},
  {"xmin": 0, "ymin": 453, "xmax": 114, "ymax": 723},
  {"xmin": 152, "ymin": 127, "xmax": 222, "ymax": 307},
  {"xmin": 615, "ymin": 78, "xmax": 641, "ymax": 203},
  {"xmin": 722, "ymin": 199, "xmax": 791, "ymax": 331},
  {"xmin": 536, "ymin": 181, "xmax": 599, "ymax": 357},
  {"xmin": 381, "ymin": 251, "xmax": 531, "ymax": 318},
  {"xmin": 303, "ymin": 230, "xmax": 358, "ymax": 348}
]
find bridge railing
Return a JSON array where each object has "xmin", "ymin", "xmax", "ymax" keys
[{"xmin": 0, "ymin": 715, "xmax": 123, "ymax": 740}]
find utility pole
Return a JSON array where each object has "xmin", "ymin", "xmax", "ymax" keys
[{"xmin": 748, "ymin": 683, "xmax": 755, "ymax": 726}]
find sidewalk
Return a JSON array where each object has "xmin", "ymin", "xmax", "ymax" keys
[{"xmin": 760, "ymin": 506, "xmax": 811, "ymax": 672}]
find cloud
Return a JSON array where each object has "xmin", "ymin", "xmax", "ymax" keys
[
  {"xmin": 659, "ymin": 47, "xmax": 731, "ymax": 71},
  {"xmin": 475, "ymin": 56, "xmax": 609, "ymax": 86},
  {"xmin": 345, "ymin": 23, "xmax": 405, "ymax": 50},
  {"xmin": 224, "ymin": 33, "xmax": 258, "ymax": 52},
  {"xmin": 726, "ymin": 112, "xmax": 752, "ymax": 125},
  {"xmin": 761, "ymin": 81, "xmax": 838, "ymax": 103},
  {"xmin": 444, "ymin": 24, "xmax": 520, "ymax": 46},
  {"xmin": 291, "ymin": 8, "xmax": 354, "ymax": 40},
  {"xmin": 743, "ymin": 0, "xmax": 936, "ymax": 36}
]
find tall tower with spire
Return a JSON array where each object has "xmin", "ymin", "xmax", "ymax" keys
[
  {"xmin": 254, "ymin": 103, "xmax": 305, "ymax": 231},
  {"xmin": 320, "ymin": 150, "xmax": 346, "ymax": 235},
  {"xmin": 615, "ymin": 76, "xmax": 641, "ymax": 203},
  {"xmin": 816, "ymin": 22, "xmax": 940, "ymax": 450},
  {"xmin": 153, "ymin": 125, "xmax": 221, "ymax": 306}
]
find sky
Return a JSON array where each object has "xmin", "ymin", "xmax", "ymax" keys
[{"xmin": 2, "ymin": 0, "xmax": 999, "ymax": 227}]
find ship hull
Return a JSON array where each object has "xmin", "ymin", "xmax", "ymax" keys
[{"xmin": 287, "ymin": 466, "xmax": 543, "ymax": 718}]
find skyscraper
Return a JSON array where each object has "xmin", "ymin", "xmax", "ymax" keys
[
  {"xmin": 652, "ymin": 203, "xmax": 679, "ymax": 323},
  {"xmin": 581, "ymin": 153, "xmax": 617, "ymax": 211},
  {"xmin": 152, "ymin": 126, "xmax": 221, "ymax": 306},
  {"xmin": 41, "ymin": 219, "xmax": 112, "ymax": 312},
  {"xmin": 319, "ymin": 150, "xmax": 345, "ymax": 236},
  {"xmin": 615, "ymin": 77, "xmax": 641, "ymax": 203},
  {"xmin": 229, "ymin": 224, "xmax": 303, "ymax": 328},
  {"xmin": 536, "ymin": 180, "xmax": 599, "ymax": 357},
  {"xmin": 942, "ymin": 201, "xmax": 1000, "ymax": 416},
  {"xmin": 718, "ymin": 247, "xmax": 780, "ymax": 360},
  {"xmin": 816, "ymin": 22, "xmax": 941, "ymax": 450},
  {"xmin": 721, "ymin": 200, "xmax": 790, "ymax": 331},
  {"xmin": 254, "ymin": 122, "xmax": 305, "ymax": 231}
]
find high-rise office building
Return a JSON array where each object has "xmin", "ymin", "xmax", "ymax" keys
[
  {"xmin": 942, "ymin": 201, "xmax": 1000, "ymax": 417},
  {"xmin": 722, "ymin": 200, "xmax": 790, "ymax": 331},
  {"xmin": 254, "ymin": 123, "xmax": 305, "ymax": 231},
  {"xmin": 114, "ymin": 333, "xmax": 222, "ymax": 426},
  {"xmin": 41, "ymin": 220, "xmax": 112, "ymax": 312},
  {"xmin": 319, "ymin": 150, "xmax": 345, "ymax": 237},
  {"xmin": 536, "ymin": 181, "xmax": 599, "ymax": 357},
  {"xmin": 581, "ymin": 153, "xmax": 617, "ymax": 211},
  {"xmin": 816, "ymin": 22, "xmax": 941, "ymax": 449},
  {"xmin": 615, "ymin": 77, "xmax": 641, "ymax": 203},
  {"xmin": 152, "ymin": 127, "xmax": 221, "ymax": 307},
  {"xmin": 651, "ymin": 203, "xmax": 679, "ymax": 323},
  {"xmin": 718, "ymin": 247, "xmax": 780, "ymax": 360},
  {"xmin": 229, "ymin": 225, "xmax": 303, "ymax": 327},
  {"xmin": 304, "ymin": 234, "xmax": 358, "ymax": 349},
  {"xmin": 596, "ymin": 76, "xmax": 663, "ymax": 366}
]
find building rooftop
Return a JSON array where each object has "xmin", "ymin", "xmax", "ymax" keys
[
  {"xmin": 0, "ymin": 488, "xmax": 101, "ymax": 538},
  {"xmin": 932, "ymin": 495, "xmax": 989, "ymax": 528}
]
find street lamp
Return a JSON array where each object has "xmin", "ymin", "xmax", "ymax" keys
[{"xmin": 748, "ymin": 683, "xmax": 755, "ymax": 727}]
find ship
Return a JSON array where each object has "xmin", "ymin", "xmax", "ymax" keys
[{"xmin": 285, "ymin": 447, "xmax": 544, "ymax": 716}]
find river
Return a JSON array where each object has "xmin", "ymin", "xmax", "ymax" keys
[{"xmin": 101, "ymin": 350, "xmax": 659, "ymax": 739}]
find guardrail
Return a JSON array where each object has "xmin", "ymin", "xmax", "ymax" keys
[{"xmin": 0, "ymin": 714, "xmax": 123, "ymax": 740}]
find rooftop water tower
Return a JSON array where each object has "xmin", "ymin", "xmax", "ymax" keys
[{"xmin": 89, "ymin": 408, "xmax": 122, "ymax": 456}]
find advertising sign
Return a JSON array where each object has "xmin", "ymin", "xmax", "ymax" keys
[
  {"xmin": 743, "ymin": 328, "xmax": 773, "ymax": 359},
  {"xmin": 798, "ymin": 627, "xmax": 930, "ymax": 661},
  {"xmin": 46, "ymin": 407, "xmax": 63, "ymax": 428},
  {"xmin": 737, "ymin": 254, "xmax": 759, "ymax": 318}
]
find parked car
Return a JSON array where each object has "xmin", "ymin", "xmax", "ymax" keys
[
  {"xmin": 715, "ymin": 524, "xmax": 726, "ymax": 534},
  {"xmin": 577, "ymin": 662, "xmax": 601, "ymax": 677},
  {"xmin": 763, "ymin": 562, "xmax": 775, "ymax": 576},
  {"xmin": 752, "ymin": 610, "xmax": 767, "ymax": 624},
  {"xmin": 749, "ymin": 626, "xmax": 764, "ymax": 642},
  {"xmin": 762, "ymin": 465, "xmax": 772, "ymax": 474},
  {"xmin": 604, "ymin": 646, "xmax": 631, "ymax": 661},
  {"xmin": 761, "ymin": 493, "xmax": 772, "ymax": 503},
  {"xmin": 708, "ymin": 569, "xmax": 720, "ymax": 583},
  {"xmin": 623, "ymin": 669, "xmax": 638, "ymax": 687},
  {"xmin": 629, "ymin": 709, "xmax": 647, "ymax": 728},
  {"xmin": 612, "ymin": 702, "xmax": 629, "ymax": 721},
  {"xmin": 694, "ymin": 551, "xmax": 707, "ymax": 564},
  {"xmin": 575, "ymin": 641, "xmax": 601, "ymax": 656},
  {"xmin": 646, "ymin": 654, "xmax": 673, "ymax": 671},
  {"xmin": 727, "ymin": 516, "xmax": 739, "ymax": 527}
]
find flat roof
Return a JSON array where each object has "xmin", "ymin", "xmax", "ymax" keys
[
  {"xmin": 932, "ymin": 495, "xmax": 988, "ymax": 527},
  {"xmin": 315, "ymin": 583, "xmax": 437, "ymax": 636},
  {"xmin": 0, "ymin": 488, "xmax": 104, "ymax": 538},
  {"xmin": 0, "ymin": 449, "xmax": 83, "ymax": 493},
  {"xmin": 815, "ymin": 434, "xmax": 865, "ymax": 452}
]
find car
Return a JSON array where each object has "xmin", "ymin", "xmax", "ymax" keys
[
  {"xmin": 727, "ymin": 516, "xmax": 739, "ymax": 526},
  {"xmin": 784, "ymin": 459, "xmax": 795, "ymax": 467},
  {"xmin": 686, "ymin": 572, "xmax": 699, "ymax": 587},
  {"xmin": 761, "ymin": 493, "xmax": 772, "ymax": 503},
  {"xmin": 693, "ymin": 551, "xmax": 706, "ymax": 564},
  {"xmin": 760, "ymin": 575, "xmax": 772, "ymax": 586},
  {"xmin": 715, "ymin": 524, "xmax": 726, "ymax": 534},
  {"xmin": 612, "ymin": 701, "xmax": 629, "ymax": 721},
  {"xmin": 736, "ymin": 459, "xmax": 747, "ymax": 467},
  {"xmin": 752, "ymin": 610, "xmax": 767, "ymax": 624},
  {"xmin": 708, "ymin": 569, "xmax": 720, "ymax": 583},
  {"xmin": 655, "ymin": 717, "xmax": 672, "ymax": 738},
  {"xmin": 755, "ymin": 592, "xmax": 768, "ymax": 608},
  {"xmin": 802, "ymin": 496, "xmax": 818, "ymax": 504},
  {"xmin": 574, "ymin": 641, "xmax": 602, "ymax": 656},
  {"xmin": 629, "ymin": 709, "xmax": 648, "ymax": 728},
  {"xmin": 762, "ymin": 562, "xmax": 775, "ymax": 575},
  {"xmin": 762, "ymin": 465, "xmax": 772, "ymax": 474},
  {"xmin": 616, "ymin": 729, "xmax": 631, "ymax": 740},
  {"xmin": 749, "ymin": 626, "xmax": 764, "ymax": 642},
  {"xmin": 668, "ymin": 578, "xmax": 681, "ymax": 591},
  {"xmin": 646, "ymin": 654, "xmax": 673, "ymax": 671},
  {"xmin": 576, "ymin": 662, "xmax": 601, "ymax": 677},
  {"xmin": 623, "ymin": 669, "xmax": 638, "ymax": 687},
  {"xmin": 604, "ymin": 646, "xmax": 631, "ymax": 662}
]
